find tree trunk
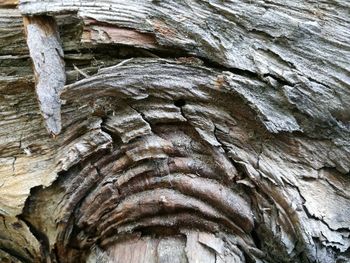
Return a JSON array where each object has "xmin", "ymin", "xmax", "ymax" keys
[{"xmin": 0, "ymin": 1, "xmax": 349, "ymax": 262}]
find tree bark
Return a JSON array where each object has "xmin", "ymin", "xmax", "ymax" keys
[{"xmin": 0, "ymin": 1, "xmax": 349, "ymax": 262}]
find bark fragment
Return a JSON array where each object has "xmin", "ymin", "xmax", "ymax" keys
[{"xmin": 23, "ymin": 15, "xmax": 65, "ymax": 135}]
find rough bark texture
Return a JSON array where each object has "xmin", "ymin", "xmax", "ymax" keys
[{"xmin": 0, "ymin": 1, "xmax": 349, "ymax": 263}]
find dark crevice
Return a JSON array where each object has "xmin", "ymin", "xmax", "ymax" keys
[
  {"xmin": 0, "ymin": 247, "xmax": 32, "ymax": 263},
  {"xmin": 128, "ymin": 105, "xmax": 151, "ymax": 126},
  {"xmin": 213, "ymin": 125, "xmax": 249, "ymax": 182},
  {"xmin": 63, "ymin": 44, "xmax": 191, "ymax": 76},
  {"xmin": 234, "ymin": 242, "xmax": 259, "ymax": 263},
  {"xmin": 174, "ymin": 99, "xmax": 186, "ymax": 108},
  {"xmin": 198, "ymin": 55, "xmax": 261, "ymax": 81},
  {"xmin": 52, "ymin": 246, "xmax": 61, "ymax": 263},
  {"xmin": 107, "ymin": 208, "xmax": 242, "ymax": 237},
  {"xmin": 100, "ymin": 115, "xmax": 124, "ymax": 148},
  {"xmin": 302, "ymin": 204, "xmax": 342, "ymax": 233},
  {"xmin": 251, "ymin": 228, "xmax": 262, "ymax": 249},
  {"xmin": 137, "ymin": 226, "xmax": 182, "ymax": 237},
  {"xmin": 17, "ymin": 214, "xmax": 51, "ymax": 263},
  {"xmin": 262, "ymin": 72, "xmax": 291, "ymax": 87}
]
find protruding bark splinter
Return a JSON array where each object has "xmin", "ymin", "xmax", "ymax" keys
[{"xmin": 23, "ymin": 15, "xmax": 65, "ymax": 136}]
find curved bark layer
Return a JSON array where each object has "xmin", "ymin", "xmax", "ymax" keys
[{"xmin": 0, "ymin": 1, "xmax": 349, "ymax": 263}]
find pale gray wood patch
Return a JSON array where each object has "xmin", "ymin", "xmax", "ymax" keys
[{"xmin": 24, "ymin": 15, "xmax": 66, "ymax": 135}]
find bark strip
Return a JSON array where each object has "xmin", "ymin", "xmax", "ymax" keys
[{"xmin": 23, "ymin": 15, "xmax": 65, "ymax": 135}]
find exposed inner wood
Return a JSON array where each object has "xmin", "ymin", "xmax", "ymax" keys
[
  {"xmin": 82, "ymin": 19, "xmax": 158, "ymax": 49},
  {"xmin": 0, "ymin": 0, "xmax": 17, "ymax": 7}
]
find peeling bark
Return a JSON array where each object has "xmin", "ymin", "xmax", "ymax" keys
[
  {"xmin": 0, "ymin": 1, "xmax": 349, "ymax": 263},
  {"xmin": 23, "ymin": 15, "xmax": 66, "ymax": 135}
]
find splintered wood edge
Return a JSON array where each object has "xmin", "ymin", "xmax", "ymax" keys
[
  {"xmin": 82, "ymin": 18, "xmax": 158, "ymax": 49},
  {"xmin": 23, "ymin": 15, "xmax": 65, "ymax": 136},
  {"xmin": 0, "ymin": 0, "xmax": 18, "ymax": 7}
]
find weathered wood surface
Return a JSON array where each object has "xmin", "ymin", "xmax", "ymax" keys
[
  {"xmin": 23, "ymin": 15, "xmax": 66, "ymax": 135},
  {"xmin": 0, "ymin": 0, "xmax": 349, "ymax": 262}
]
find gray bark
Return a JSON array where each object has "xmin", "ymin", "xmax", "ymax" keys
[{"xmin": 0, "ymin": 1, "xmax": 349, "ymax": 262}]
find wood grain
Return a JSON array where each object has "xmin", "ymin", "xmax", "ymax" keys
[{"xmin": 0, "ymin": 0, "xmax": 349, "ymax": 262}]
